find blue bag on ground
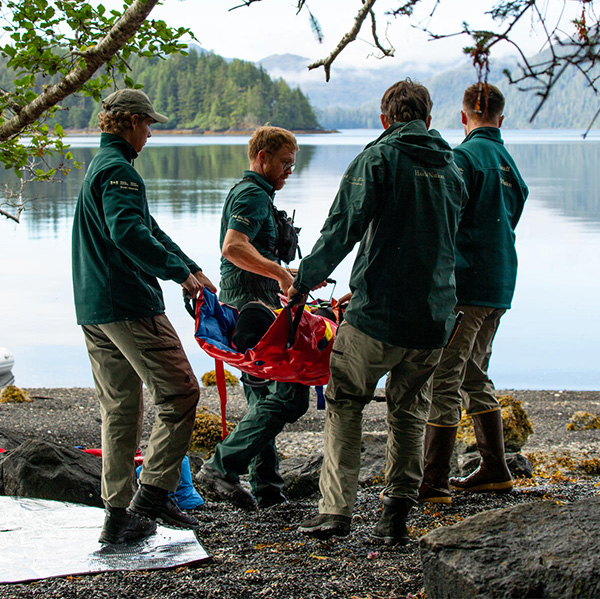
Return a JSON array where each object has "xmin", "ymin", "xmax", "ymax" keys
[{"xmin": 136, "ymin": 455, "xmax": 204, "ymax": 509}]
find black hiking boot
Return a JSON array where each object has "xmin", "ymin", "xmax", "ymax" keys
[
  {"xmin": 129, "ymin": 483, "xmax": 199, "ymax": 529},
  {"xmin": 257, "ymin": 491, "xmax": 289, "ymax": 509},
  {"xmin": 196, "ymin": 464, "xmax": 257, "ymax": 510},
  {"xmin": 372, "ymin": 496, "xmax": 412, "ymax": 546},
  {"xmin": 298, "ymin": 513, "xmax": 351, "ymax": 540},
  {"xmin": 98, "ymin": 504, "xmax": 157, "ymax": 545}
]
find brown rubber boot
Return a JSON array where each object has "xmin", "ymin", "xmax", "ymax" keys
[
  {"xmin": 450, "ymin": 410, "xmax": 513, "ymax": 492},
  {"xmin": 418, "ymin": 424, "xmax": 458, "ymax": 505}
]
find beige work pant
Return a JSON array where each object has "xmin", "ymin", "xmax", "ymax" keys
[
  {"xmin": 318, "ymin": 322, "xmax": 442, "ymax": 517},
  {"xmin": 83, "ymin": 314, "xmax": 199, "ymax": 508},
  {"xmin": 428, "ymin": 305, "xmax": 506, "ymax": 426}
]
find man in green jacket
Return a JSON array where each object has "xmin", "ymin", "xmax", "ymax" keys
[
  {"xmin": 288, "ymin": 79, "xmax": 467, "ymax": 543},
  {"xmin": 418, "ymin": 83, "xmax": 529, "ymax": 506},
  {"xmin": 196, "ymin": 126, "xmax": 310, "ymax": 510},
  {"xmin": 72, "ymin": 89, "xmax": 216, "ymax": 544}
]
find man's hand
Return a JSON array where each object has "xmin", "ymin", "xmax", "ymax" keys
[
  {"xmin": 193, "ymin": 270, "xmax": 217, "ymax": 293},
  {"xmin": 182, "ymin": 272, "xmax": 202, "ymax": 297},
  {"xmin": 287, "ymin": 285, "xmax": 300, "ymax": 302},
  {"xmin": 277, "ymin": 269, "xmax": 295, "ymax": 296}
]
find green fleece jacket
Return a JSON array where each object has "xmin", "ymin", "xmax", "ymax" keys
[
  {"xmin": 453, "ymin": 127, "xmax": 528, "ymax": 308},
  {"xmin": 72, "ymin": 133, "xmax": 199, "ymax": 325},
  {"xmin": 294, "ymin": 120, "xmax": 467, "ymax": 349},
  {"xmin": 218, "ymin": 170, "xmax": 281, "ymax": 310}
]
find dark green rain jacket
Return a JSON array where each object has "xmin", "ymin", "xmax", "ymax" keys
[
  {"xmin": 294, "ymin": 120, "xmax": 467, "ymax": 349},
  {"xmin": 72, "ymin": 133, "xmax": 199, "ymax": 325},
  {"xmin": 453, "ymin": 127, "xmax": 528, "ymax": 308},
  {"xmin": 219, "ymin": 170, "xmax": 281, "ymax": 310}
]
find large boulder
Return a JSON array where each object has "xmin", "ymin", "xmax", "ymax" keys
[
  {"xmin": 0, "ymin": 439, "xmax": 102, "ymax": 506},
  {"xmin": 0, "ymin": 428, "xmax": 24, "ymax": 451},
  {"xmin": 420, "ymin": 496, "xmax": 600, "ymax": 598},
  {"xmin": 281, "ymin": 454, "xmax": 323, "ymax": 499},
  {"xmin": 281, "ymin": 432, "xmax": 388, "ymax": 498}
]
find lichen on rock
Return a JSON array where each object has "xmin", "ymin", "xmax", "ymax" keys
[
  {"xmin": 566, "ymin": 411, "xmax": 600, "ymax": 431},
  {"xmin": 0, "ymin": 385, "xmax": 32, "ymax": 404},
  {"xmin": 201, "ymin": 369, "xmax": 239, "ymax": 387},
  {"xmin": 189, "ymin": 405, "xmax": 236, "ymax": 457}
]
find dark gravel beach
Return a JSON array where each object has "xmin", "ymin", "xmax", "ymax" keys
[{"xmin": 1, "ymin": 387, "xmax": 599, "ymax": 598}]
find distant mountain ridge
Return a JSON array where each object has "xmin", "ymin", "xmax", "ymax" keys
[{"xmin": 258, "ymin": 53, "xmax": 600, "ymax": 130}]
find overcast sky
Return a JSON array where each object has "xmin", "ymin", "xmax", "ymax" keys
[{"xmin": 97, "ymin": 0, "xmax": 583, "ymax": 73}]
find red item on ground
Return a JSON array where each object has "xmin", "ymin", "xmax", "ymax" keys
[{"xmin": 81, "ymin": 448, "xmax": 143, "ymax": 466}]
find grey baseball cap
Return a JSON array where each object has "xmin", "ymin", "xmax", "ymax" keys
[{"xmin": 102, "ymin": 88, "xmax": 168, "ymax": 123}]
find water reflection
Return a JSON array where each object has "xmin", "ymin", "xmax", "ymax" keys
[
  {"xmin": 6, "ymin": 143, "xmax": 317, "ymax": 229},
  {"xmin": 508, "ymin": 143, "xmax": 600, "ymax": 227},
  {"xmin": 1, "ymin": 131, "xmax": 599, "ymax": 389}
]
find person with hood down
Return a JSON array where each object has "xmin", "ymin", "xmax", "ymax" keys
[
  {"xmin": 288, "ymin": 79, "xmax": 467, "ymax": 544},
  {"xmin": 418, "ymin": 83, "xmax": 528, "ymax": 505}
]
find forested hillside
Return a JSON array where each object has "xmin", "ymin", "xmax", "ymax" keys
[
  {"xmin": 310, "ymin": 54, "xmax": 600, "ymax": 130},
  {"xmin": 0, "ymin": 49, "xmax": 320, "ymax": 132}
]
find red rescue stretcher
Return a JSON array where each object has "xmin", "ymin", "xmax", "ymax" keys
[{"xmin": 187, "ymin": 289, "xmax": 338, "ymax": 438}]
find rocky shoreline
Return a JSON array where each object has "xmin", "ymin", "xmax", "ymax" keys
[{"xmin": 1, "ymin": 387, "xmax": 599, "ymax": 598}]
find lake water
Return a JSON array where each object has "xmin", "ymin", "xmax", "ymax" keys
[{"xmin": 1, "ymin": 129, "xmax": 599, "ymax": 390}]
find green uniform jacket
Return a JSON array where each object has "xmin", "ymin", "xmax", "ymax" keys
[
  {"xmin": 453, "ymin": 127, "xmax": 529, "ymax": 308},
  {"xmin": 72, "ymin": 133, "xmax": 200, "ymax": 325},
  {"xmin": 219, "ymin": 170, "xmax": 281, "ymax": 310},
  {"xmin": 294, "ymin": 121, "xmax": 467, "ymax": 349}
]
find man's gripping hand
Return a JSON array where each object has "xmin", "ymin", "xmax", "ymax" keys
[{"xmin": 194, "ymin": 270, "xmax": 217, "ymax": 294}]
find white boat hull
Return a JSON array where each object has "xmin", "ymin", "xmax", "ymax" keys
[{"xmin": 0, "ymin": 348, "xmax": 15, "ymax": 376}]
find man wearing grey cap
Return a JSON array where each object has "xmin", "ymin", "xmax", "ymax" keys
[{"xmin": 72, "ymin": 88, "xmax": 216, "ymax": 544}]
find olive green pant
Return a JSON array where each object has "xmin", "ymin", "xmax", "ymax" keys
[
  {"xmin": 83, "ymin": 314, "xmax": 199, "ymax": 508},
  {"xmin": 206, "ymin": 377, "xmax": 309, "ymax": 500},
  {"xmin": 318, "ymin": 322, "xmax": 442, "ymax": 517},
  {"xmin": 428, "ymin": 305, "xmax": 506, "ymax": 426}
]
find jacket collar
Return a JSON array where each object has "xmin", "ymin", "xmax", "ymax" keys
[
  {"xmin": 243, "ymin": 169, "xmax": 275, "ymax": 198},
  {"xmin": 463, "ymin": 126, "xmax": 504, "ymax": 145},
  {"xmin": 100, "ymin": 132, "xmax": 139, "ymax": 162}
]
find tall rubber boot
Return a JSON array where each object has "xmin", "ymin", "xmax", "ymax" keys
[
  {"xmin": 450, "ymin": 410, "xmax": 513, "ymax": 492},
  {"xmin": 418, "ymin": 424, "xmax": 458, "ymax": 505}
]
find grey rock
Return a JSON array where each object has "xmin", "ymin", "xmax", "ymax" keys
[
  {"xmin": 280, "ymin": 432, "xmax": 388, "ymax": 498},
  {"xmin": 281, "ymin": 454, "xmax": 323, "ymax": 499},
  {"xmin": 0, "ymin": 428, "xmax": 23, "ymax": 451},
  {"xmin": 358, "ymin": 432, "xmax": 386, "ymax": 486},
  {"xmin": 459, "ymin": 452, "xmax": 534, "ymax": 479},
  {"xmin": 0, "ymin": 439, "xmax": 102, "ymax": 506},
  {"xmin": 420, "ymin": 496, "xmax": 600, "ymax": 599}
]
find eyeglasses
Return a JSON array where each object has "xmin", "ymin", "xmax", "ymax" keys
[{"xmin": 265, "ymin": 149, "xmax": 295, "ymax": 172}]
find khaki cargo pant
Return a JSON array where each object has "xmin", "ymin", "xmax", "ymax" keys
[
  {"xmin": 318, "ymin": 322, "xmax": 442, "ymax": 517},
  {"xmin": 428, "ymin": 305, "xmax": 506, "ymax": 426},
  {"xmin": 83, "ymin": 314, "xmax": 199, "ymax": 508}
]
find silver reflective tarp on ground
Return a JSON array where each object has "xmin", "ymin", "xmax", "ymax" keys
[{"xmin": 0, "ymin": 496, "xmax": 210, "ymax": 584}]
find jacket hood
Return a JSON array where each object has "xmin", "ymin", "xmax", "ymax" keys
[{"xmin": 367, "ymin": 120, "xmax": 454, "ymax": 167}]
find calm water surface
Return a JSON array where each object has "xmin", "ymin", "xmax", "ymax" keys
[{"xmin": 1, "ymin": 129, "xmax": 599, "ymax": 389}]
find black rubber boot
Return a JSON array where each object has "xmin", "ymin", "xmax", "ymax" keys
[
  {"xmin": 98, "ymin": 504, "xmax": 157, "ymax": 545},
  {"xmin": 372, "ymin": 496, "xmax": 412, "ymax": 545},
  {"xmin": 129, "ymin": 483, "xmax": 199, "ymax": 529},
  {"xmin": 450, "ymin": 410, "xmax": 513, "ymax": 492},
  {"xmin": 418, "ymin": 424, "xmax": 458, "ymax": 505}
]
